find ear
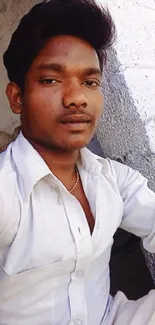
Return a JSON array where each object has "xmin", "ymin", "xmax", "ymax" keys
[{"xmin": 6, "ymin": 82, "xmax": 23, "ymax": 115}]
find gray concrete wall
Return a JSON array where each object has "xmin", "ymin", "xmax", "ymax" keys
[
  {"xmin": 97, "ymin": 48, "xmax": 155, "ymax": 189},
  {"xmin": 0, "ymin": 0, "xmax": 39, "ymax": 149}
]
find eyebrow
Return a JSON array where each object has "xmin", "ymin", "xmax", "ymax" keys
[{"xmin": 36, "ymin": 63, "xmax": 102, "ymax": 76}]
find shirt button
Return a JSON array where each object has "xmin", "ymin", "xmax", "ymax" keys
[
  {"xmin": 76, "ymin": 270, "xmax": 84, "ymax": 277},
  {"xmin": 75, "ymin": 320, "xmax": 82, "ymax": 325}
]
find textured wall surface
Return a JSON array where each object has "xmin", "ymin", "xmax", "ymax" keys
[
  {"xmin": 0, "ymin": 0, "xmax": 39, "ymax": 136},
  {"xmin": 97, "ymin": 0, "xmax": 155, "ymax": 190},
  {"xmin": 0, "ymin": 0, "xmax": 155, "ymax": 279}
]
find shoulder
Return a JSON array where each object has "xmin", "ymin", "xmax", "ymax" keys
[
  {"xmin": 93, "ymin": 153, "xmax": 131, "ymax": 177},
  {"xmin": 0, "ymin": 142, "xmax": 14, "ymax": 179},
  {"xmin": 0, "ymin": 142, "xmax": 22, "ymax": 233},
  {"xmin": 0, "ymin": 143, "xmax": 12, "ymax": 174},
  {"xmin": 96, "ymin": 155, "xmax": 146, "ymax": 194},
  {"xmin": 0, "ymin": 141, "xmax": 20, "ymax": 198},
  {"xmin": 83, "ymin": 148, "xmax": 133, "ymax": 180},
  {"xmin": 0, "ymin": 144, "xmax": 22, "ymax": 247}
]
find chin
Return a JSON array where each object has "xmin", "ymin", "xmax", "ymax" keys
[{"xmin": 61, "ymin": 137, "xmax": 92, "ymax": 151}]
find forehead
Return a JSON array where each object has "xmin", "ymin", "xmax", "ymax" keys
[{"xmin": 32, "ymin": 35, "xmax": 100, "ymax": 71}]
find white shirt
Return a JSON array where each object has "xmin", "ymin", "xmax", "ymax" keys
[{"xmin": 0, "ymin": 132, "xmax": 155, "ymax": 325}]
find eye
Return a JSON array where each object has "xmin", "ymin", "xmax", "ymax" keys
[
  {"xmin": 83, "ymin": 80, "xmax": 100, "ymax": 87},
  {"xmin": 39, "ymin": 79, "xmax": 59, "ymax": 85}
]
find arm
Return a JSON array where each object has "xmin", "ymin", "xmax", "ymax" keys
[{"xmin": 109, "ymin": 160, "xmax": 155, "ymax": 253}]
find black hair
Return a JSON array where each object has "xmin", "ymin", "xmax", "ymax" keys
[{"xmin": 3, "ymin": 0, "xmax": 115, "ymax": 90}]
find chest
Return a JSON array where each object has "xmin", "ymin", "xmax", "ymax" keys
[
  {"xmin": 72, "ymin": 180, "xmax": 95, "ymax": 234},
  {"xmin": 0, "ymin": 175, "xmax": 123, "ymax": 275}
]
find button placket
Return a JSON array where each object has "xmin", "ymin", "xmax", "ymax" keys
[
  {"xmin": 62, "ymin": 191, "xmax": 91, "ymax": 325},
  {"xmin": 76, "ymin": 270, "xmax": 84, "ymax": 277},
  {"xmin": 75, "ymin": 320, "xmax": 82, "ymax": 325}
]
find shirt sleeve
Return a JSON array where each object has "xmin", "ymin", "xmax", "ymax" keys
[{"xmin": 109, "ymin": 160, "xmax": 155, "ymax": 253}]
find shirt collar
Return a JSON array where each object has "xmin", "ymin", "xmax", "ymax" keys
[
  {"xmin": 11, "ymin": 132, "xmax": 103, "ymax": 201},
  {"xmin": 79, "ymin": 147, "xmax": 103, "ymax": 176},
  {"xmin": 12, "ymin": 132, "xmax": 51, "ymax": 201}
]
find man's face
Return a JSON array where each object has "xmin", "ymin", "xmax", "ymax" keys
[{"xmin": 13, "ymin": 35, "xmax": 104, "ymax": 151}]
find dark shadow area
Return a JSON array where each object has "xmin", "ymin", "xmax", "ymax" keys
[{"xmin": 110, "ymin": 229, "xmax": 154, "ymax": 299}]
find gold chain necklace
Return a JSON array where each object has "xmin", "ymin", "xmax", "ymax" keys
[{"xmin": 69, "ymin": 166, "xmax": 80, "ymax": 194}]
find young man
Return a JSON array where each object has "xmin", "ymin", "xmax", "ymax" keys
[{"xmin": 1, "ymin": 0, "xmax": 155, "ymax": 324}]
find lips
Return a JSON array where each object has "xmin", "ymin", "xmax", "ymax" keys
[
  {"xmin": 60, "ymin": 114, "xmax": 91, "ymax": 124},
  {"xmin": 59, "ymin": 114, "xmax": 91, "ymax": 131}
]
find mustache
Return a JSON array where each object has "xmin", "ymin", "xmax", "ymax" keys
[
  {"xmin": 59, "ymin": 114, "xmax": 92, "ymax": 124},
  {"xmin": 58, "ymin": 109, "xmax": 93, "ymax": 122}
]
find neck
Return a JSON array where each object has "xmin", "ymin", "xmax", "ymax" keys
[{"xmin": 29, "ymin": 140, "xmax": 80, "ymax": 189}]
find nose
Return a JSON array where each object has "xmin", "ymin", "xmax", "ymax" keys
[{"xmin": 62, "ymin": 83, "xmax": 88, "ymax": 109}]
